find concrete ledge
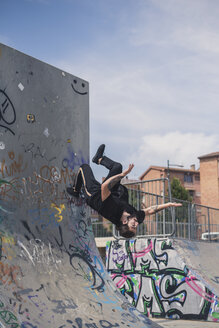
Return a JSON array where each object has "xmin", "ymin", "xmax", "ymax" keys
[
  {"xmin": 151, "ymin": 318, "xmax": 217, "ymax": 327},
  {"xmin": 95, "ymin": 237, "xmax": 115, "ymax": 248}
]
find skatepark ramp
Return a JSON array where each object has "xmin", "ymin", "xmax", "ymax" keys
[
  {"xmin": 106, "ymin": 237, "xmax": 219, "ymax": 322},
  {"xmin": 0, "ymin": 43, "xmax": 161, "ymax": 328}
]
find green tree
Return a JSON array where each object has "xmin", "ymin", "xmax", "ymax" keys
[
  {"xmin": 171, "ymin": 177, "xmax": 192, "ymax": 201},
  {"xmin": 170, "ymin": 177, "xmax": 192, "ymax": 224}
]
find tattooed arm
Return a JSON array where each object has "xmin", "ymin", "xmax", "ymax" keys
[
  {"xmin": 101, "ymin": 164, "xmax": 134, "ymax": 201},
  {"xmin": 142, "ymin": 202, "xmax": 182, "ymax": 216}
]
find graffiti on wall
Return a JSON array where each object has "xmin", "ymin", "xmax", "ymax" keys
[
  {"xmin": 106, "ymin": 238, "xmax": 219, "ymax": 322},
  {"xmin": 0, "ymin": 144, "xmax": 88, "ymax": 206},
  {"xmin": 0, "ymin": 152, "xmax": 27, "ymax": 179},
  {"xmin": 3, "ymin": 199, "xmax": 149, "ymax": 328},
  {"xmin": 0, "ymin": 300, "xmax": 20, "ymax": 328},
  {"xmin": 0, "ymin": 90, "xmax": 16, "ymax": 136},
  {"xmin": 0, "ymin": 59, "xmax": 154, "ymax": 327},
  {"xmin": 62, "ymin": 145, "xmax": 88, "ymax": 170},
  {"xmin": 71, "ymin": 79, "xmax": 88, "ymax": 95},
  {"xmin": 0, "ymin": 180, "xmax": 156, "ymax": 326}
]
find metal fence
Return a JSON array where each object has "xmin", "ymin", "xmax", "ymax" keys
[
  {"xmin": 113, "ymin": 178, "xmax": 174, "ymax": 238},
  {"xmin": 176, "ymin": 202, "xmax": 219, "ymax": 241},
  {"xmin": 91, "ymin": 178, "xmax": 219, "ymax": 241}
]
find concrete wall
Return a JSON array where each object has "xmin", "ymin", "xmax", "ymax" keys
[
  {"xmin": 0, "ymin": 44, "xmax": 161, "ymax": 328},
  {"xmin": 106, "ymin": 238, "xmax": 219, "ymax": 322}
]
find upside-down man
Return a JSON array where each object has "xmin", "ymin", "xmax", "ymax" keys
[{"xmin": 67, "ymin": 145, "xmax": 182, "ymax": 238}]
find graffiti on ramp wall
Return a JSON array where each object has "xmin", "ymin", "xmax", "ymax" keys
[
  {"xmin": 0, "ymin": 43, "xmax": 162, "ymax": 328},
  {"xmin": 106, "ymin": 238, "xmax": 219, "ymax": 322}
]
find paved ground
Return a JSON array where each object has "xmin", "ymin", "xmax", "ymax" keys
[{"xmin": 152, "ymin": 318, "xmax": 218, "ymax": 327}]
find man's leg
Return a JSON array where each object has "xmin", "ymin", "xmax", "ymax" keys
[
  {"xmin": 100, "ymin": 156, "xmax": 129, "ymax": 201},
  {"xmin": 67, "ymin": 164, "xmax": 100, "ymax": 198},
  {"xmin": 92, "ymin": 144, "xmax": 122, "ymax": 179},
  {"xmin": 66, "ymin": 168, "xmax": 81, "ymax": 197},
  {"xmin": 92, "ymin": 144, "xmax": 105, "ymax": 164},
  {"xmin": 92, "ymin": 144, "xmax": 123, "ymax": 190},
  {"xmin": 100, "ymin": 156, "xmax": 122, "ymax": 182}
]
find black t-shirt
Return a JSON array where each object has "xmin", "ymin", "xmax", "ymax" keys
[{"xmin": 88, "ymin": 190, "xmax": 145, "ymax": 227}]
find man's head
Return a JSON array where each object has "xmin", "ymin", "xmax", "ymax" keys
[{"xmin": 116, "ymin": 211, "xmax": 139, "ymax": 238}]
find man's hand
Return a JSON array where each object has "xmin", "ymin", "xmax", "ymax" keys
[
  {"xmin": 122, "ymin": 164, "xmax": 134, "ymax": 177},
  {"xmin": 142, "ymin": 202, "xmax": 182, "ymax": 215},
  {"xmin": 167, "ymin": 202, "xmax": 182, "ymax": 207}
]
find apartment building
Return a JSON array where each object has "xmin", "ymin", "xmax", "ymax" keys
[
  {"xmin": 139, "ymin": 165, "xmax": 201, "ymax": 204},
  {"xmin": 199, "ymin": 152, "xmax": 219, "ymax": 209}
]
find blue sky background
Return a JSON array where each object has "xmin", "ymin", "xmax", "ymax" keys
[{"xmin": 1, "ymin": 0, "xmax": 219, "ymax": 180}]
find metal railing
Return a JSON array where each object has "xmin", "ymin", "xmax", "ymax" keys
[
  {"xmin": 92, "ymin": 221, "xmax": 113, "ymax": 238},
  {"xmin": 112, "ymin": 178, "xmax": 174, "ymax": 239},
  {"xmin": 91, "ymin": 177, "xmax": 219, "ymax": 241}
]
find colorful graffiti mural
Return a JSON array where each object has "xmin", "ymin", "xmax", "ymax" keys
[{"xmin": 106, "ymin": 238, "xmax": 219, "ymax": 322}]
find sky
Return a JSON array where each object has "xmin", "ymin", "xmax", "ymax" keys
[{"xmin": 1, "ymin": 0, "xmax": 219, "ymax": 180}]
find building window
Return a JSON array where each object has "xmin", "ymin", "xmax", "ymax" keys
[
  {"xmin": 184, "ymin": 174, "xmax": 193, "ymax": 183},
  {"xmin": 195, "ymin": 175, "xmax": 200, "ymax": 181}
]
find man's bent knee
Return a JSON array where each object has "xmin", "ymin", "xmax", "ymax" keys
[{"xmin": 113, "ymin": 162, "xmax": 122, "ymax": 173}]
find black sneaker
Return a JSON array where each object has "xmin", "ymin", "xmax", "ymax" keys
[
  {"xmin": 66, "ymin": 187, "xmax": 79, "ymax": 197},
  {"xmin": 92, "ymin": 144, "xmax": 105, "ymax": 164}
]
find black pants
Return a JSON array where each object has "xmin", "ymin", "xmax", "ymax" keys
[{"xmin": 74, "ymin": 156, "xmax": 123, "ymax": 201}]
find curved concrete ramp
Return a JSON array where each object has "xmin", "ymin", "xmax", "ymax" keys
[
  {"xmin": 0, "ymin": 43, "xmax": 161, "ymax": 328},
  {"xmin": 0, "ymin": 199, "xmax": 162, "ymax": 328},
  {"xmin": 173, "ymin": 239, "xmax": 219, "ymax": 298}
]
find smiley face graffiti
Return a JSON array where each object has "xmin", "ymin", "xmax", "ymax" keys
[{"xmin": 71, "ymin": 79, "xmax": 88, "ymax": 95}]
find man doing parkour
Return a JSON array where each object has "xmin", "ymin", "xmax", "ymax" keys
[{"xmin": 67, "ymin": 145, "xmax": 182, "ymax": 238}]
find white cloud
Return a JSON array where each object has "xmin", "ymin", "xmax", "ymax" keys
[
  {"xmin": 172, "ymin": 27, "xmax": 219, "ymax": 54},
  {"xmin": 52, "ymin": 1, "xmax": 219, "ymax": 181},
  {"xmin": 128, "ymin": 132, "xmax": 219, "ymax": 177},
  {"xmin": 56, "ymin": 55, "xmax": 219, "ymax": 151},
  {"xmin": 1, "ymin": 0, "xmax": 219, "ymax": 187},
  {"xmin": 128, "ymin": 0, "xmax": 219, "ymax": 56}
]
